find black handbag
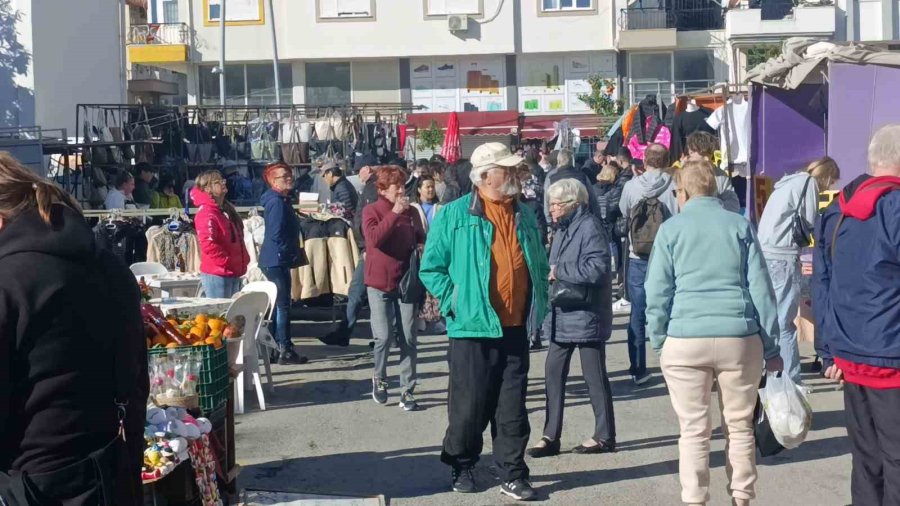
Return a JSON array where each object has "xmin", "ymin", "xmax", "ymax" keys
[
  {"xmin": 791, "ymin": 175, "xmax": 814, "ymax": 248},
  {"xmin": 549, "ymin": 279, "xmax": 592, "ymax": 309},
  {"xmin": 400, "ymin": 249, "xmax": 425, "ymax": 304}
]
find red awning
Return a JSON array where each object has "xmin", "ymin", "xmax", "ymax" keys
[
  {"xmin": 406, "ymin": 111, "xmax": 519, "ymax": 137},
  {"xmin": 519, "ymin": 115, "xmax": 600, "ymax": 139}
]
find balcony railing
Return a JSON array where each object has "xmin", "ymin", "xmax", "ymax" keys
[
  {"xmin": 619, "ymin": 0, "xmax": 723, "ymax": 31},
  {"xmin": 747, "ymin": 0, "xmax": 797, "ymax": 20},
  {"xmin": 627, "ymin": 79, "xmax": 716, "ymax": 105},
  {"xmin": 127, "ymin": 23, "xmax": 189, "ymax": 45}
]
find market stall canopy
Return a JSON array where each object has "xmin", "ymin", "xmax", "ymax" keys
[
  {"xmin": 747, "ymin": 37, "xmax": 900, "ymax": 90},
  {"xmin": 519, "ymin": 115, "xmax": 601, "ymax": 140},
  {"xmin": 406, "ymin": 111, "xmax": 519, "ymax": 136}
]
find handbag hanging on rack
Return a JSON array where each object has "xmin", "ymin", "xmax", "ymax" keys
[
  {"xmin": 130, "ymin": 104, "xmax": 155, "ymax": 164},
  {"xmin": 282, "ymin": 107, "xmax": 309, "ymax": 165}
]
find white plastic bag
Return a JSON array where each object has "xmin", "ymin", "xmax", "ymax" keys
[{"xmin": 759, "ymin": 372, "xmax": 812, "ymax": 449}]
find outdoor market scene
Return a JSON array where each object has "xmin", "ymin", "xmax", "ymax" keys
[{"xmin": 3, "ymin": 1, "xmax": 900, "ymax": 505}]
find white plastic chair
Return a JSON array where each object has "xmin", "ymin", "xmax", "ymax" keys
[
  {"xmin": 225, "ymin": 291, "xmax": 269, "ymax": 414},
  {"xmin": 130, "ymin": 262, "xmax": 168, "ymax": 276},
  {"xmin": 239, "ymin": 281, "xmax": 279, "ymax": 392}
]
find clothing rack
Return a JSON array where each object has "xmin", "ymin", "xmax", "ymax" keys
[{"xmin": 81, "ymin": 205, "xmax": 306, "ymax": 219}]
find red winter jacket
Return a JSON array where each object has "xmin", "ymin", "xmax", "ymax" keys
[
  {"xmin": 191, "ymin": 187, "xmax": 249, "ymax": 278},
  {"xmin": 363, "ymin": 197, "xmax": 426, "ymax": 293}
]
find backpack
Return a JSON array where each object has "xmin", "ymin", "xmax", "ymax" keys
[{"xmin": 630, "ymin": 197, "xmax": 669, "ymax": 257}]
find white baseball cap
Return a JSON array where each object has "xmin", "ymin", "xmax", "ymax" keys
[{"xmin": 471, "ymin": 142, "xmax": 523, "ymax": 171}]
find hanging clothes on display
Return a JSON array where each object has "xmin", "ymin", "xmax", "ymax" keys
[
  {"xmin": 242, "ymin": 209, "xmax": 265, "ymax": 265},
  {"xmin": 93, "ymin": 218, "xmax": 148, "ymax": 265},
  {"xmin": 145, "ymin": 219, "xmax": 201, "ymax": 273},
  {"xmin": 626, "ymin": 95, "xmax": 672, "ymax": 161},
  {"xmin": 707, "ymin": 96, "xmax": 752, "ymax": 177},
  {"xmin": 292, "ymin": 214, "xmax": 360, "ymax": 301},
  {"xmin": 670, "ymin": 103, "xmax": 714, "ymax": 161}
]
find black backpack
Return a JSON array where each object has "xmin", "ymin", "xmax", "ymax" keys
[{"xmin": 630, "ymin": 197, "xmax": 669, "ymax": 257}]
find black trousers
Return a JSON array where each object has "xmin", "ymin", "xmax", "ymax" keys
[
  {"xmin": 543, "ymin": 340, "xmax": 616, "ymax": 443},
  {"xmin": 844, "ymin": 382, "xmax": 900, "ymax": 506},
  {"xmin": 441, "ymin": 327, "xmax": 530, "ymax": 482}
]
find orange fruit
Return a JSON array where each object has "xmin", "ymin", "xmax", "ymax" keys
[
  {"xmin": 208, "ymin": 319, "xmax": 225, "ymax": 332},
  {"xmin": 165, "ymin": 342, "xmax": 179, "ymax": 349},
  {"xmin": 204, "ymin": 336, "xmax": 217, "ymax": 346},
  {"xmin": 192, "ymin": 341, "xmax": 204, "ymax": 347},
  {"xmin": 195, "ymin": 314, "xmax": 209, "ymax": 324}
]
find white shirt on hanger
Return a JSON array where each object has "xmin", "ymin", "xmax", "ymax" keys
[{"xmin": 707, "ymin": 98, "xmax": 751, "ymax": 176}]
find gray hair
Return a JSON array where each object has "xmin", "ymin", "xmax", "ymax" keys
[
  {"xmin": 548, "ymin": 178, "xmax": 588, "ymax": 207},
  {"xmin": 556, "ymin": 149, "xmax": 573, "ymax": 168},
  {"xmin": 868, "ymin": 124, "xmax": 900, "ymax": 174}
]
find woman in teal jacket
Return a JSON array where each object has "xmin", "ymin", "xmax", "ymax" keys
[{"xmin": 645, "ymin": 161, "xmax": 783, "ymax": 506}]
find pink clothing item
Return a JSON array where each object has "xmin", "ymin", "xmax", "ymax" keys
[
  {"xmin": 191, "ymin": 187, "xmax": 250, "ymax": 278},
  {"xmin": 627, "ymin": 118, "xmax": 672, "ymax": 160}
]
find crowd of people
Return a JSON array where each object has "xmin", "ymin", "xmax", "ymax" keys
[{"xmin": 1, "ymin": 120, "xmax": 899, "ymax": 504}]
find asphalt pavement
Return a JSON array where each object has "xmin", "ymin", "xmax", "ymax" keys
[{"xmin": 235, "ymin": 316, "xmax": 852, "ymax": 505}]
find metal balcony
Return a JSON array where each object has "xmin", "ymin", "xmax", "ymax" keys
[
  {"xmin": 127, "ymin": 23, "xmax": 190, "ymax": 64},
  {"xmin": 619, "ymin": 0, "xmax": 723, "ymax": 31}
]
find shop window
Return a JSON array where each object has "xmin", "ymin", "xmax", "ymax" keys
[
  {"xmin": 318, "ymin": 0, "xmax": 374, "ymax": 19},
  {"xmin": 246, "ymin": 63, "xmax": 293, "ymax": 105},
  {"xmin": 629, "ymin": 52, "xmax": 673, "ymax": 105},
  {"xmin": 205, "ymin": 0, "xmax": 264, "ymax": 25},
  {"xmin": 305, "ymin": 62, "xmax": 352, "ymax": 107},
  {"xmin": 542, "ymin": 0, "xmax": 592, "ymax": 11},
  {"xmin": 199, "ymin": 64, "xmax": 292, "ymax": 105},
  {"xmin": 426, "ymin": 0, "xmax": 482, "ymax": 16}
]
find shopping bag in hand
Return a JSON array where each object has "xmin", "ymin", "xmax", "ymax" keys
[
  {"xmin": 754, "ymin": 375, "xmax": 784, "ymax": 457},
  {"xmin": 759, "ymin": 372, "xmax": 812, "ymax": 449}
]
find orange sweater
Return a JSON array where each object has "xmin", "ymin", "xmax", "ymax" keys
[{"xmin": 482, "ymin": 193, "xmax": 529, "ymax": 327}]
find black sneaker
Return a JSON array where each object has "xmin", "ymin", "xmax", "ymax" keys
[
  {"xmin": 318, "ymin": 328, "xmax": 350, "ymax": 347},
  {"xmin": 500, "ymin": 479, "xmax": 537, "ymax": 501},
  {"xmin": 399, "ymin": 391, "xmax": 421, "ymax": 411},
  {"xmin": 451, "ymin": 467, "xmax": 476, "ymax": 493},
  {"xmin": 372, "ymin": 379, "xmax": 388, "ymax": 405},
  {"xmin": 278, "ymin": 349, "xmax": 308, "ymax": 365}
]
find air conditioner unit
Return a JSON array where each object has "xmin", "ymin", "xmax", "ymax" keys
[{"xmin": 448, "ymin": 14, "xmax": 468, "ymax": 32}]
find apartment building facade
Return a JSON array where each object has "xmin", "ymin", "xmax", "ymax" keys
[{"xmin": 128, "ymin": 0, "xmax": 622, "ymax": 116}]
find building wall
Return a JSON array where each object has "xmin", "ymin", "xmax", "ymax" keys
[
  {"xmin": 29, "ymin": 0, "xmax": 125, "ymax": 133},
  {"xmin": 184, "ymin": 0, "xmax": 516, "ymax": 63},
  {"xmin": 519, "ymin": 0, "xmax": 616, "ymax": 53}
]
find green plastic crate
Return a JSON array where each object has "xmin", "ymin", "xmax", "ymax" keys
[{"xmin": 148, "ymin": 341, "xmax": 229, "ymax": 414}]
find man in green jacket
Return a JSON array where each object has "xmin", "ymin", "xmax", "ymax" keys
[{"xmin": 420, "ymin": 143, "xmax": 549, "ymax": 502}]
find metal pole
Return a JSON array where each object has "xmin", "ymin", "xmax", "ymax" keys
[
  {"xmin": 266, "ymin": 0, "xmax": 282, "ymax": 107},
  {"xmin": 219, "ymin": 0, "xmax": 226, "ymax": 106}
]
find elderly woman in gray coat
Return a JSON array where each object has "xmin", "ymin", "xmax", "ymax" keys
[{"xmin": 527, "ymin": 178, "xmax": 616, "ymax": 458}]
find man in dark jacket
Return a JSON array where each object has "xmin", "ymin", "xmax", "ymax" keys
[
  {"xmin": 813, "ymin": 125, "xmax": 900, "ymax": 506},
  {"xmin": 0, "ymin": 202, "xmax": 147, "ymax": 505},
  {"xmin": 323, "ymin": 166, "xmax": 359, "ymax": 221}
]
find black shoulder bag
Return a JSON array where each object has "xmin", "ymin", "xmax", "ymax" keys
[{"xmin": 791, "ymin": 176, "xmax": 814, "ymax": 248}]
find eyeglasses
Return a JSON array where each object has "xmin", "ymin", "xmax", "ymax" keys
[
  {"xmin": 549, "ymin": 201, "xmax": 573, "ymax": 209},
  {"xmin": 274, "ymin": 174, "xmax": 294, "ymax": 181}
]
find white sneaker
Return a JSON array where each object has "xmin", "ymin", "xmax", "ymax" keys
[{"xmin": 612, "ymin": 299, "xmax": 632, "ymax": 316}]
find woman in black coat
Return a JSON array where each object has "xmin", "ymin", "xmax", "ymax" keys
[
  {"xmin": 594, "ymin": 162, "xmax": 627, "ymax": 275},
  {"xmin": 0, "ymin": 153, "xmax": 147, "ymax": 505},
  {"xmin": 528, "ymin": 178, "xmax": 616, "ymax": 458}
]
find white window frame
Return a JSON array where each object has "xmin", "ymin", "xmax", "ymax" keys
[
  {"xmin": 316, "ymin": 0, "xmax": 376, "ymax": 21},
  {"xmin": 424, "ymin": 0, "xmax": 483, "ymax": 17},
  {"xmin": 541, "ymin": 0, "xmax": 594, "ymax": 12}
]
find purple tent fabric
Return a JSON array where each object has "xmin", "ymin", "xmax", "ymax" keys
[
  {"xmin": 827, "ymin": 62, "xmax": 900, "ymax": 186},
  {"xmin": 750, "ymin": 84, "xmax": 827, "ymax": 182}
]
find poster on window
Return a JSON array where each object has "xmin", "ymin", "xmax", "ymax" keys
[
  {"xmin": 434, "ymin": 61, "xmax": 457, "ymax": 78},
  {"xmin": 411, "ymin": 59, "xmax": 432, "ymax": 78},
  {"xmin": 592, "ymin": 53, "xmax": 616, "ymax": 75},
  {"xmin": 206, "ymin": 0, "xmax": 263, "ymax": 23},
  {"xmin": 461, "ymin": 58, "xmax": 503, "ymax": 97},
  {"xmin": 568, "ymin": 55, "xmax": 591, "ymax": 75},
  {"xmin": 434, "ymin": 78, "xmax": 457, "ymax": 98},
  {"xmin": 412, "ymin": 79, "xmax": 433, "ymax": 99}
]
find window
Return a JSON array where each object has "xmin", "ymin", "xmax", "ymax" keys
[
  {"xmin": 305, "ymin": 62, "xmax": 352, "ymax": 107},
  {"xmin": 542, "ymin": 0, "xmax": 592, "ymax": 11},
  {"xmin": 426, "ymin": 0, "xmax": 481, "ymax": 16},
  {"xmin": 205, "ymin": 0, "xmax": 263, "ymax": 25},
  {"xmin": 199, "ymin": 64, "xmax": 293, "ymax": 105},
  {"xmin": 674, "ymin": 50, "xmax": 715, "ymax": 91},
  {"xmin": 162, "ymin": 0, "xmax": 179, "ymax": 23},
  {"xmin": 318, "ymin": 0, "xmax": 374, "ymax": 19}
]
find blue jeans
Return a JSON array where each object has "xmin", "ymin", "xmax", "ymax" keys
[
  {"xmin": 766, "ymin": 257, "xmax": 802, "ymax": 384},
  {"xmin": 344, "ymin": 258, "xmax": 367, "ymax": 331},
  {"xmin": 200, "ymin": 274, "xmax": 242, "ymax": 299},
  {"xmin": 627, "ymin": 258, "xmax": 648, "ymax": 378},
  {"xmin": 262, "ymin": 266, "xmax": 294, "ymax": 350}
]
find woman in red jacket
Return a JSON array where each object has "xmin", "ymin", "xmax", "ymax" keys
[
  {"xmin": 364, "ymin": 165, "xmax": 426, "ymax": 411},
  {"xmin": 191, "ymin": 170, "xmax": 250, "ymax": 298}
]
